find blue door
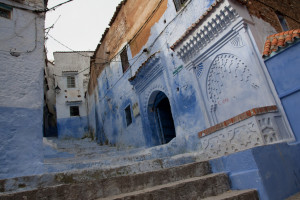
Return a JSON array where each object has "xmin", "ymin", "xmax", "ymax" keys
[{"xmin": 154, "ymin": 92, "xmax": 176, "ymax": 144}]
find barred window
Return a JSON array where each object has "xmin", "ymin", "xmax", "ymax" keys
[
  {"xmin": 67, "ymin": 76, "xmax": 75, "ymax": 88},
  {"xmin": 70, "ymin": 106, "xmax": 79, "ymax": 116},
  {"xmin": 173, "ymin": 0, "xmax": 188, "ymax": 11}
]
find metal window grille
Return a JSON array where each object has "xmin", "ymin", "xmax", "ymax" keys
[
  {"xmin": 125, "ymin": 105, "xmax": 132, "ymax": 126},
  {"xmin": 70, "ymin": 106, "xmax": 80, "ymax": 116},
  {"xmin": 67, "ymin": 76, "xmax": 75, "ymax": 88},
  {"xmin": 121, "ymin": 47, "xmax": 129, "ymax": 73}
]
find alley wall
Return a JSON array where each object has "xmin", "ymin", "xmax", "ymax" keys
[{"xmin": 0, "ymin": 0, "xmax": 45, "ymax": 179}]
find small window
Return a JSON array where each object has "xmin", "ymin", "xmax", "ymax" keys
[
  {"xmin": 276, "ymin": 12, "xmax": 289, "ymax": 31},
  {"xmin": 173, "ymin": 0, "xmax": 188, "ymax": 12},
  {"xmin": 0, "ymin": 3, "xmax": 12, "ymax": 19},
  {"xmin": 125, "ymin": 105, "xmax": 132, "ymax": 126},
  {"xmin": 67, "ymin": 76, "xmax": 75, "ymax": 88},
  {"xmin": 120, "ymin": 47, "xmax": 130, "ymax": 73},
  {"xmin": 70, "ymin": 106, "xmax": 79, "ymax": 116}
]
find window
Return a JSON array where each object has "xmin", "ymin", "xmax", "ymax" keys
[
  {"xmin": 67, "ymin": 76, "xmax": 75, "ymax": 88},
  {"xmin": 173, "ymin": 0, "xmax": 188, "ymax": 12},
  {"xmin": 276, "ymin": 12, "xmax": 289, "ymax": 31},
  {"xmin": 70, "ymin": 106, "xmax": 79, "ymax": 116},
  {"xmin": 125, "ymin": 105, "xmax": 132, "ymax": 126},
  {"xmin": 0, "ymin": 3, "xmax": 12, "ymax": 19},
  {"xmin": 120, "ymin": 47, "xmax": 129, "ymax": 73}
]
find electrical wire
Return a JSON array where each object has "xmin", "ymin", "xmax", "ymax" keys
[
  {"xmin": 45, "ymin": 15, "xmax": 61, "ymax": 36},
  {"xmin": 36, "ymin": 0, "xmax": 75, "ymax": 13},
  {"xmin": 47, "ymin": 34, "xmax": 123, "ymax": 63},
  {"xmin": 0, "ymin": 0, "xmax": 74, "ymax": 13},
  {"xmin": 95, "ymin": 0, "xmax": 193, "ymax": 102}
]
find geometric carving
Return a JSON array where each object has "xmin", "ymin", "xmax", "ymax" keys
[
  {"xmin": 200, "ymin": 112, "xmax": 291, "ymax": 160},
  {"xmin": 230, "ymin": 34, "xmax": 245, "ymax": 48},
  {"xmin": 143, "ymin": 84, "xmax": 169, "ymax": 116},
  {"xmin": 129, "ymin": 53, "xmax": 162, "ymax": 94},
  {"xmin": 201, "ymin": 120, "xmax": 262, "ymax": 159},
  {"xmin": 257, "ymin": 116, "xmax": 278, "ymax": 143},
  {"xmin": 172, "ymin": 3, "xmax": 239, "ymax": 64},
  {"xmin": 194, "ymin": 63, "xmax": 204, "ymax": 78},
  {"xmin": 206, "ymin": 53, "xmax": 257, "ymax": 103}
]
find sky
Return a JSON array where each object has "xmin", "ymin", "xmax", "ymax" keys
[{"xmin": 45, "ymin": 0, "xmax": 123, "ymax": 61}]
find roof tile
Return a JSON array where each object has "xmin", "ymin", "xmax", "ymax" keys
[{"xmin": 263, "ymin": 29, "xmax": 300, "ymax": 58}]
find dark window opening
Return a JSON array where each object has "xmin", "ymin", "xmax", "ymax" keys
[
  {"xmin": 121, "ymin": 47, "xmax": 130, "ymax": 73},
  {"xmin": 125, "ymin": 105, "xmax": 132, "ymax": 126},
  {"xmin": 0, "ymin": 3, "xmax": 12, "ymax": 19},
  {"xmin": 276, "ymin": 12, "xmax": 289, "ymax": 31},
  {"xmin": 173, "ymin": 0, "xmax": 188, "ymax": 11},
  {"xmin": 0, "ymin": 8, "xmax": 11, "ymax": 19},
  {"xmin": 70, "ymin": 106, "xmax": 80, "ymax": 116},
  {"xmin": 67, "ymin": 76, "xmax": 76, "ymax": 88}
]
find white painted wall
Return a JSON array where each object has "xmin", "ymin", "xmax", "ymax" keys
[
  {"xmin": 54, "ymin": 51, "xmax": 93, "ymax": 138},
  {"xmin": 0, "ymin": 0, "xmax": 45, "ymax": 179}
]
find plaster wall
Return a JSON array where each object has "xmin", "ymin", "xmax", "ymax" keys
[
  {"xmin": 54, "ymin": 52, "xmax": 93, "ymax": 139},
  {"xmin": 211, "ymin": 142, "xmax": 300, "ymax": 200},
  {"xmin": 89, "ymin": 0, "xmax": 166, "ymax": 94},
  {"xmin": 265, "ymin": 41, "xmax": 300, "ymax": 143},
  {"xmin": 2, "ymin": 0, "xmax": 44, "ymax": 9},
  {"xmin": 87, "ymin": 0, "xmax": 215, "ymax": 148},
  {"xmin": 0, "ymin": 0, "xmax": 45, "ymax": 178}
]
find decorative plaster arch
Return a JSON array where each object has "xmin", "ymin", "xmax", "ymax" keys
[
  {"xmin": 206, "ymin": 53, "xmax": 258, "ymax": 104},
  {"xmin": 143, "ymin": 84, "xmax": 170, "ymax": 117}
]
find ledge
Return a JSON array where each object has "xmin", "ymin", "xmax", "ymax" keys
[{"xmin": 198, "ymin": 105, "xmax": 278, "ymax": 138}]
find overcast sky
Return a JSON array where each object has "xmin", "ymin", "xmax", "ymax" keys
[{"xmin": 45, "ymin": 0, "xmax": 123, "ymax": 61}]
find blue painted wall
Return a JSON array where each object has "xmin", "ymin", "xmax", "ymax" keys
[
  {"xmin": 210, "ymin": 143, "xmax": 300, "ymax": 200},
  {"xmin": 0, "ymin": 107, "xmax": 44, "ymax": 179},
  {"xmin": 265, "ymin": 41, "xmax": 300, "ymax": 142},
  {"xmin": 57, "ymin": 116, "xmax": 88, "ymax": 139},
  {"xmin": 88, "ymin": 0, "xmax": 214, "ymax": 148}
]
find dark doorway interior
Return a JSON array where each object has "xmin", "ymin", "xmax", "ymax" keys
[{"xmin": 154, "ymin": 92, "xmax": 176, "ymax": 144}]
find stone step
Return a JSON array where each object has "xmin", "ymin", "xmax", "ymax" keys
[
  {"xmin": 44, "ymin": 151, "xmax": 200, "ymax": 173},
  {"xmin": 97, "ymin": 173, "xmax": 230, "ymax": 200},
  {"xmin": 202, "ymin": 190, "xmax": 259, "ymax": 200},
  {"xmin": 0, "ymin": 173, "xmax": 228, "ymax": 200},
  {"xmin": 0, "ymin": 159, "xmax": 209, "ymax": 195}
]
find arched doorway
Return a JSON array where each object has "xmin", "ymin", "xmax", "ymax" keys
[{"xmin": 150, "ymin": 91, "xmax": 176, "ymax": 144}]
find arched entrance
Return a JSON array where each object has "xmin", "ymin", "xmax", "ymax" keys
[{"xmin": 149, "ymin": 91, "xmax": 176, "ymax": 144}]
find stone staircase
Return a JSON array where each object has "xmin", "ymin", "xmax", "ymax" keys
[
  {"xmin": 0, "ymin": 161, "xmax": 258, "ymax": 200},
  {"xmin": 0, "ymin": 138, "xmax": 259, "ymax": 199}
]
